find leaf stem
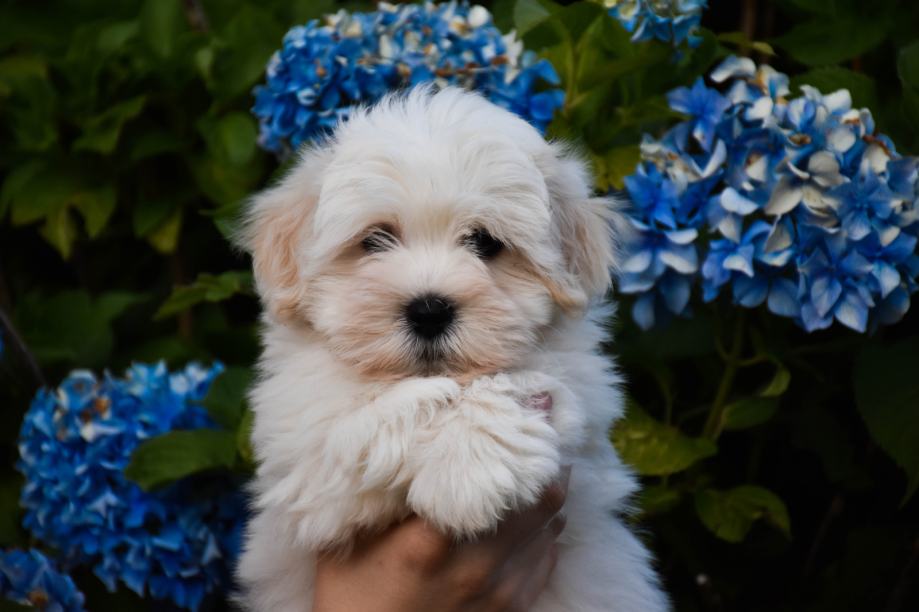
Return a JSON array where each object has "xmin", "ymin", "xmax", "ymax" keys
[
  {"xmin": 0, "ymin": 264, "xmax": 45, "ymax": 387},
  {"xmin": 741, "ymin": 0, "xmax": 758, "ymax": 52},
  {"xmin": 703, "ymin": 311, "xmax": 745, "ymax": 439},
  {"xmin": 0, "ymin": 305, "xmax": 46, "ymax": 388}
]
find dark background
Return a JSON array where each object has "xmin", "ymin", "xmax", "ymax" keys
[{"xmin": 1, "ymin": 1, "xmax": 918, "ymax": 610}]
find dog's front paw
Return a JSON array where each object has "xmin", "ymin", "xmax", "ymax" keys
[
  {"xmin": 406, "ymin": 375, "xmax": 562, "ymax": 536},
  {"xmin": 474, "ymin": 371, "xmax": 588, "ymax": 450}
]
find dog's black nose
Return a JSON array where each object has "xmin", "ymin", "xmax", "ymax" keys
[{"xmin": 405, "ymin": 295, "xmax": 456, "ymax": 339}]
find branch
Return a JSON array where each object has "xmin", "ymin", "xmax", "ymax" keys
[{"xmin": 0, "ymin": 306, "xmax": 46, "ymax": 388}]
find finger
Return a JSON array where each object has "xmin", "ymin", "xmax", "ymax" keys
[
  {"xmin": 503, "ymin": 466, "xmax": 570, "ymax": 542},
  {"xmin": 515, "ymin": 540, "xmax": 559, "ymax": 610},
  {"xmin": 487, "ymin": 527, "xmax": 560, "ymax": 612},
  {"xmin": 485, "ymin": 466, "xmax": 571, "ymax": 557},
  {"xmin": 381, "ymin": 515, "xmax": 455, "ymax": 575}
]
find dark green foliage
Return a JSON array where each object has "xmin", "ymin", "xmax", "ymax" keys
[{"xmin": 1, "ymin": 0, "xmax": 918, "ymax": 610}]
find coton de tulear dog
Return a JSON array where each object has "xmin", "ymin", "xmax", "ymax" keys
[{"xmin": 237, "ymin": 86, "xmax": 668, "ymax": 612}]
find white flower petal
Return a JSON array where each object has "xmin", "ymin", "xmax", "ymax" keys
[
  {"xmin": 622, "ymin": 249, "xmax": 653, "ymax": 273},
  {"xmin": 787, "ymin": 161, "xmax": 810, "ymax": 180},
  {"xmin": 665, "ymin": 228, "xmax": 699, "ymax": 245},
  {"xmin": 721, "ymin": 187, "xmax": 759, "ymax": 215},
  {"xmin": 717, "ymin": 213, "xmax": 743, "ymax": 243},
  {"xmin": 693, "ymin": 140, "xmax": 727, "ymax": 178},
  {"xmin": 745, "ymin": 97, "xmax": 774, "ymax": 121},
  {"xmin": 765, "ymin": 179, "xmax": 802, "ymax": 215},
  {"xmin": 878, "ymin": 225, "xmax": 900, "ymax": 246},
  {"xmin": 468, "ymin": 5, "xmax": 490, "ymax": 28},
  {"xmin": 659, "ymin": 245, "xmax": 699, "ymax": 274},
  {"xmin": 711, "ymin": 55, "xmax": 756, "ymax": 83},
  {"xmin": 864, "ymin": 143, "xmax": 891, "ymax": 175},
  {"xmin": 823, "ymin": 89, "xmax": 853, "ymax": 114},
  {"xmin": 746, "ymin": 154, "xmax": 768, "ymax": 183},
  {"xmin": 764, "ymin": 222, "xmax": 792, "ymax": 253},
  {"xmin": 724, "ymin": 252, "xmax": 754, "ymax": 277},
  {"xmin": 827, "ymin": 126, "xmax": 857, "ymax": 153},
  {"xmin": 808, "ymin": 150, "xmax": 841, "ymax": 177}
]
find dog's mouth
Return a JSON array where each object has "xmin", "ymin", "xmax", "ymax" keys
[{"xmin": 412, "ymin": 340, "xmax": 451, "ymax": 375}]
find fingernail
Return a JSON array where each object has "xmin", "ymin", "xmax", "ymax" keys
[{"xmin": 549, "ymin": 513, "xmax": 567, "ymax": 536}]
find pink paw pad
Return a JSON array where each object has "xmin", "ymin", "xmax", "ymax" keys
[{"xmin": 526, "ymin": 392, "xmax": 553, "ymax": 413}]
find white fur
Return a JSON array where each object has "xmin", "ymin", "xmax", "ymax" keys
[{"xmin": 237, "ymin": 86, "xmax": 669, "ymax": 611}]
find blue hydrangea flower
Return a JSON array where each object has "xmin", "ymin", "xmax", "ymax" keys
[
  {"xmin": 17, "ymin": 363, "xmax": 246, "ymax": 611},
  {"xmin": 667, "ymin": 77, "xmax": 730, "ymax": 152},
  {"xmin": 253, "ymin": 2, "xmax": 565, "ymax": 153},
  {"xmin": 620, "ymin": 163, "xmax": 703, "ymax": 328},
  {"xmin": 606, "ymin": 0, "xmax": 708, "ymax": 47},
  {"xmin": 619, "ymin": 56, "xmax": 919, "ymax": 332},
  {"xmin": 0, "ymin": 549, "xmax": 85, "ymax": 612}
]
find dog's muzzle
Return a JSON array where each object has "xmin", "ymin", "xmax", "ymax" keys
[{"xmin": 404, "ymin": 294, "xmax": 456, "ymax": 340}]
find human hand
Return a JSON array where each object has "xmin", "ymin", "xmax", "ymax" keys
[{"xmin": 312, "ymin": 465, "xmax": 571, "ymax": 612}]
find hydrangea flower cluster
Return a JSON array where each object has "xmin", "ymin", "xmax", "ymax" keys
[
  {"xmin": 253, "ymin": 1, "xmax": 564, "ymax": 153},
  {"xmin": 17, "ymin": 363, "xmax": 245, "ymax": 611},
  {"xmin": 619, "ymin": 56, "xmax": 919, "ymax": 332},
  {"xmin": 605, "ymin": 0, "xmax": 708, "ymax": 47},
  {"xmin": 0, "ymin": 549, "xmax": 85, "ymax": 612}
]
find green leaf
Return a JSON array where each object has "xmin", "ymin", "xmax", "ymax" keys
[
  {"xmin": 722, "ymin": 397, "xmax": 778, "ymax": 431},
  {"xmin": 207, "ymin": 200, "xmax": 244, "ymax": 241},
  {"xmin": 637, "ymin": 484, "xmax": 682, "ymax": 517},
  {"xmin": 237, "ymin": 408, "xmax": 255, "ymax": 467},
  {"xmin": 156, "ymin": 270, "xmax": 254, "ymax": 319},
  {"xmin": 513, "ymin": 0, "xmax": 552, "ymax": 36},
  {"xmin": 202, "ymin": 366, "xmax": 253, "ymax": 430},
  {"xmin": 716, "ymin": 31, "xmax": 776, "ymax": 56},
  {"xmin": 139, "ymin": 0, "xmax": 185, "ymax": 60},
  {"xmin": 189, "ymin": 154, "xmax": 265, "ymax": 207},
  {"xmin": 209, "ymin": 6, "xmax": 283, "ymax": 101},
  {"xmin": 72, "ymin": 185, "xmax": 116, "ymax": 237},
  {"xmin": 147, "ymin": 207, "xmax": 183, "ymax": 254},
  {"xmin": 0, "ymin": 55, "xmax": 58, "ymax": 151},
  {"xmin": 96, "ymin": 19, "xmax": 139, "ymax": 54},
  {"xmin": 129, "ymin": 130, "xmax": 187, "ymax": 162},
  {"xmin": 773, "ymin": 17, "xmax": 889, "ymax": 67},
  {"xmin": 790, "ymin": 67, "xmax": 878, "ymax": 110},
  {"xmin": 16, "ymin": 290, "xmax": 144, "ymax": 366},
  {"xmin": 5, "ymin": 162, "xmax": 116, "ymax": 251},
  {"xmin": 8, "ymin": 165, "xmax": 79, "ymax": 225},
  {"xmin": 855, "ymin": 337, "xmax": 919, "ymax": 501},
  {"xmin": 594, "ymin": 145, "xmax": 640, "ymax": 191},
  {"xmin": 73, "ymin": 95, "xmax": 146, "ymax": 154},
  {"xmin": 694, "ymin": 485, "xmax": 791, "ymax": 543},
  {"xmin": 96, "ymin": 291, "xmax": 147, "ymax": 321},
  {"xmin": 0, "ymin": 160, "xmax": 45, "ymax": 220},
  {"xmin": 133, "ymin": 198, "xmax": 178, "ymax": 238},
  {"xmin": 760, "ymin": 364, "xmax": 791, "ymax": 398},
  {"xmin": 125, "ymin": 430, "xmax": 238, "ymax": 491},
  {"xmin": 898, "ymin": 41, "xmax": 919, "ymax": 93},
  {"xmin": 39, "ymin": 206, "xmax": 78, "ymax": 258},
  {"xmin": 612, "ymin": 403, "xmax": 717, "ymax": 476},
  {"xmin": 199, "ymin": 112, "xmax": 258, "ymax": 166}
]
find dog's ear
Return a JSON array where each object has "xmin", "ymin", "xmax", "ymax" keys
[
  {"xmin": 237, "ymin": 149, "xmax": 329, "ymax": 324},
  {"xmin": 539, "ymin": 146, "xmax": 627, "ymax": 311}
]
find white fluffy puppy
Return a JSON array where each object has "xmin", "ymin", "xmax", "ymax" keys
[{"xmin": 237, "ymin": 86, "xmax": 668, "ymax": 612}]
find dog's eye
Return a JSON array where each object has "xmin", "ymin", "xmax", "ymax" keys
[
  {"xmin": 464, "ymin": 228, "xmax": 504, "ymax": 259},
  {"xmin": 361, "ymin": 226, "xmax": 397, "ymax": 253}
]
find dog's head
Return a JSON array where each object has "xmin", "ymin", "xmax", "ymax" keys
[{"xmin": 241, "ymin": 86, "xmax": 625, "ymax": 379}]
